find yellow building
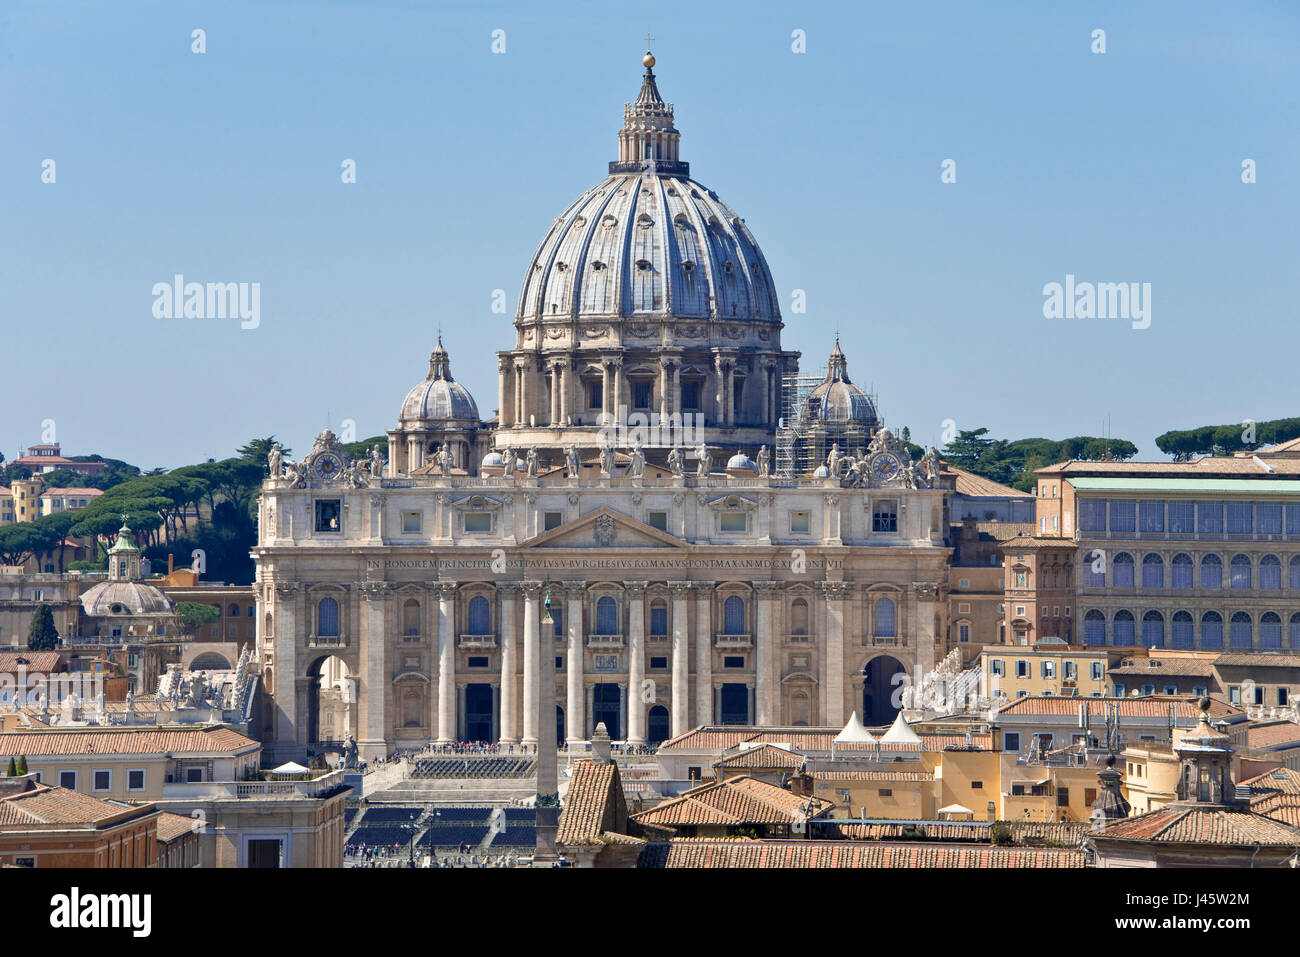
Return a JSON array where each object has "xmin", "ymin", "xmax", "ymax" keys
[
  {"xmin": 1119, "ymin": 741, "xmax": 1179, "ymax": 814},
  {"xmin": 981, "ymin": 639, "xmax": 1108, "ymax": 700}
]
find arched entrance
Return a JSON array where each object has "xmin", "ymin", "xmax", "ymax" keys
[
  {"xmin": 719, "ymin": 684, "xmax": 749, "ymax": 725},
  {"xmin": 592, "ymin": 684, "xmax": 622, "ymax": 740},
  {"xmin": 647, "ymin": 705, "xmax": 670, "ymax": 745},
  {"xmin": 306, "ymin": 655, "xmax": 354, "ymax": 748},
  {"xmin": 190, "ymin": 652, "xmax": 232, "ymax": 671},
  {"xmin": 862, "ymin": 656, "xmax": 906, "ymax": 726},
  {"xmin": 464, "ymin": 684, "xmax": 494, "ymax": 742}
]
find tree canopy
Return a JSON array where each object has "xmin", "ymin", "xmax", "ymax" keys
[
  {"xmin": 941, "ymin": 428, "xmax": 1137, "ymax": 493},
  {"xmin": 1154, "ymin": 416, "xmax": 1300, "ymax": 461}
]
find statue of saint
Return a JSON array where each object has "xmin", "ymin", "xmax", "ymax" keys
[
  {"xmin": 827, "ymin": 443, "xmax": 842, "ymax": 478},
  {"xmin": 369, "ymin": 445, "xmax": 385, "ymax": 479},
  {"xmin": 667, "ymin": 446, "xmax": 684, "ymax": 477},
  {"xmin": 627, "ymin": 441, "xmax": 645, "ymax": 479},
  {"xmin": 267, "ymin": 442, "xmax": 283, "ymax": 479},
  {"xmin": 565, "ymin": 445, "xmax": 581, "ymax": 478},
  {"xmin": 695, "ymin": 444, "xmax": 712, "ymax": 478},
  {"xmin": 756, "ymin": 445, "xmax": 770, "ymax": 477},
  {"xmin": 526, "ymin": 448, "xmax": 540, "ymax": 478}
]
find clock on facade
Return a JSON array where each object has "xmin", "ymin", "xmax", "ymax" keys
[{"xmin": 871, "ymin": 453, "xmax": 901, "ymax": 481}]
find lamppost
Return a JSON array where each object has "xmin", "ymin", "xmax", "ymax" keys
[
  {"xmin": 534, "ymin": 575, "xmax": 560, "ymax": 863},
  {"xmin": 402, "ymin": 812, "xmax": 418, "ymax": 868},
  {"xmin": 427, "ymin": 808, "xmax": 440, "ymax": 866}
]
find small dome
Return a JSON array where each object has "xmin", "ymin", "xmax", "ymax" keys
[
  {"xmin": 803, "ymin": 338, "xmax": 877, "ymax": 428},
  {"xmin": 726, "ymin": 452, "xmax": 757, "ymax": 471},
  {"xmin": 480, "ymin": 451, "xmax": 505, "ymax": 468},
  {"xmin": 813, "ymin": 465, "xmax": 829, "ymax": 478},
  {"xmin": 80, "ymin": 580, "xmax": 174, "ymax": 616},
  {"xmin": 400, "ymin": 338, "xmax": 479, "ymax": 424}
]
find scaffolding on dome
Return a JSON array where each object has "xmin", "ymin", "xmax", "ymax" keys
[{"xmin": 775, "ymin": 375, "xmax": 822, "ymax": 477}]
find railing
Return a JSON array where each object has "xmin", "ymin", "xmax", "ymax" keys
[
  {"xmin": 713, "ymin": 634, "xmax": 752, "ymax": 648},
  {"xmin": 586, "ymin": 633, "xmax": 625, "ymax": 648},
  {"xmin": 458, "ymin": 634, "xmax": 497, "ymax": 649},
  {"xmin": 307, "ymin": 634, "xmax": 349, "ymax": 648},
  {"xmin": 871, "ymin": 636, "xmax": 901, "ymax": 647},
  {"xmin": 787, "ymin": 633, "xmax": 812, "ymax": 643},
  {"xmin": 163, "ymin": 770, "xmax": 346, "ymax": 800}
]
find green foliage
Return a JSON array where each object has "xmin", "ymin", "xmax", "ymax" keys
[
  {"xmin": 66, "ymin": 559, "xmax": 106, "ymax": 572},
  {"xmin": 941, "ymin": 429, "xmax": 1137, "ymax": 492},
  {"xmin": 17, "ymin": 755, "xmax": 28, "ymax": 775},
  {"xmin": 176, "ymin": 601, "xmax": 221, "ymax": 634},
  {"xmin": 1154, "ymin": 416, "xmax": 1300, "ymax": 461},
  {"xmin": 0, "ymin": 523, "xmax": 53, "ymax": 567},
  {"xmin": 5, "ymin": 758, "xmax": 15, "ymax": 777},
  {"xmin": 28, "ymin": 603, "xmax": 59, "ymax": 651},
  {"xmin": 991, "ymin": 823, "xmax": 1014, "ymax": 846},
  {"xmin": 341, "ymin": 435, "xmax": 387, "ymax": 460},
  {"xmin": 237, "ymin": 437, "xmax": 291, "ymax": 474}
]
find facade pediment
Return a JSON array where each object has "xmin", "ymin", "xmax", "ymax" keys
[{"xmin": 522, "ymin": 507, "xmax": 684, "ymax": 549}]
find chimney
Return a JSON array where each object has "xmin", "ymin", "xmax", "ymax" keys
[
  {"xmin": 591, "ymin": 722, "xmax": 613, "ymax": 765},
  {"xmin": 989, "ymin": 722, "xmax": 1002, "ymax": 753},
  {"xmin": 168, "ymin": 553, "xmax": 174, "ymax": 575}
]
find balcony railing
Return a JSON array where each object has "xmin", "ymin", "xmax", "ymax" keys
[
  {"xmin": 713, "ymin": 634, "xmax": 752, "ymax": 649},
  {"xmin": 306, "ymin": 634, "xmax": 348, "ymax": 648},
  {"xmin": 457, "ymin": 634, "xmax": 497, "ymax": 649},
  {"xmin": 586, "ymin": 633, "xmax": 625, "ymax": 648},
  {"xmin": 786, "ymin": 633, "xmax": 812, "ymax": 643},
  {"xmin": 163, "ymin": 770, "xmax": 346, "ymax": 801}
]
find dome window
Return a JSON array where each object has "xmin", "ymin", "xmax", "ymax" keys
[
  {"xmin": 681, "ymin": 260, "xmax": 695, "ymax": 273},
  {"xmin": 556, "ymin": 261, "xmax": 567, "ymax": 272},
  {"xmin": 601, "ymin": 214, "xmax": 618, "ymax": 228},
  {"xmin": 591, "ymin": 260, "xmax": 606, "ymax": 271},
  {"xmin": 722, "ymin": 261, "xmax": 734, "ymax": 274},
  {"xmin": 666, "ymin": 187, "xmax": 677, "ymax": 196},
  {"xmin": 572, "ymin": 215, "xmax": 586, "ymax": 228},
  {"xmin": 111, "ymin": 604, "xmax": 124, "ymax": 614},
  {"xmin": 635, "ymin": 259, "xmax": 652, "ymax": 271}
]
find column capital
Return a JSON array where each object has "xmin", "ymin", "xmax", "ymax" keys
[
  {"xmin": 497, "ymin": 582, "xmax": 521, "ymax": 598},
  {"xmin": 818, "ymin": 581, "xmax": 852, "ymax": 600},
  {"xmin": 911, "ymin": 581, "xmax": 940, "ymax": 600},
  {"xmin": 521, "ymin": 581, "xmax": 544, "ymax": 599},
  {"xmin": 688, "ymin": 581, "xmax": 714, "ymax": 595},
  {"xmin": 753, "ymin": 581, "xmax": 785, "ymax": 596},
  {"xmin": 666, "ymin": 581, "xmax": 692, "ymax": 598},
  {"xmin": 358, "ymin": 581, "xmax": 392, "ymax": 600},
  {"xmin": 625, "ymin": 581, "xmax": 649, "ymax": 597},
  {"xmin": 273, "ymin": 581, "xmax": 300, "ymax": 599},
  {"xmin": 436, "ymin": 582, "xmax": 459, "ymax": 600}
]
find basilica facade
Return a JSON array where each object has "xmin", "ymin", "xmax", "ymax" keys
[{"xmin": 253, "ymin": 53, "xmax": 953, "ymax": 761}]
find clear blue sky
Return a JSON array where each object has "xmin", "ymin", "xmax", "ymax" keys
[{"xmin": 3, "ymin": 0, "xmax": 1297, "ymax": 469}]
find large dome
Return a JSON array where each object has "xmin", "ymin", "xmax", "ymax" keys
[
  {"xmin": 517, "ymin": 171, "xmax": 781, "ymax": 323},
  {"xmin": 399, "ymin": 337, "xmax": 479, "ymax": 425},
  {"xmin": 803, "ymin": 339, "xmax": 878, "ymax": 427},
  {"xmin": 80, "ymin": 580, "xmax": 174, "ymax": 616}
]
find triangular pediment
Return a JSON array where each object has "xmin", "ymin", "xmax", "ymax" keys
[{"xmin": 521, "ymin": 506, "xmax": 684, "ymax": 549}]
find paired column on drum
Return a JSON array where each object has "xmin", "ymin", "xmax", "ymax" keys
[
  {"xmin": 626, "ymin": 582, "xmax": 647, "ymax": 745},
  {"xmin": 436, "ymin": 582, "xmax": 457, "ymax": 744},
  {"xmin": 754, "ymin": 582, "xmax": 782, "ymax": 726},
  {"xmin": 692, "ymin": 583, "xmax": 713, "ymax": 726},
  {"xmin": 520, "ymin": 581, "xmax": 542, "ymax": 748},
  {"xmin": 668, "ymin": 582, "xmax": 691, "ymax": 737},
  {"xmin": 271, "ymin": 582, "xmax": 300, "ymax": 756},
  {"xmin": 565, "ymin": 583, "xmax": 586, "ymax": 745},
  {"xmin": 498, "ymin": 585, "xmax": 518, "ymax": 746},
  {"xmin": 359, "ymin": 581, "xmax": 390, "ymax": 754},
  {"xmin": 820, "ymin": 582, "xmax": 849, "ymax": 728}
]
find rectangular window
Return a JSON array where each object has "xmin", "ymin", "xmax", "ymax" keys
[
  {"xmin": 1015, "ymin": 660, "xmax": 1028, "ymax": 678},
  {"xmin": 128, "ymin": 769, "xmax": 145, "ymax": 791},
  {"xmin": 1226, "ymin": 502, "xmax": 1252, "ymax": 534},
  {"xmin": 1064, "ymin": 660, "xmax": 1076, "ymax": 678},
  {"xmin": 1257, "ymin": 502, "xmax": 1283, "ymax": 534},
  {"xmin": 1003, "ymin": 732, "xmax": 1020, "ymax": 751},
  {"xmin": 1280, "ymin": 688, "xmax": 1291, "ymax": 707},
  {"xmin": 186, "ymin": 767, "xmax": 204, "ymax": 783},
  {"xmin": 789, "ymin": 511, "xmax": 811, "ymax": 534},
  {"xmin": 543, "ymin": 511, "xmax": 562, "ymax": 531},
  {"xmin": 93, "ymin": 770, "xmax": 110, "ymax": 791},
  {"xmin": 1109, "ymin": 500, "xmax": 1135, "ymax": 534},
  {"xmin": 872, "ymin": 500, "xmax": 898, "ymax": 533},
  {"xmin": 878, "ymin": 788, "xmax": 893, "ymax": 797},
  {"xmin": 649, "ymin": 656, "xmax": 668, "ymax": 669},
  {"xmin": 401, "ymin": 510, "xmax": 422, "ymax": 533},
  {"xmin": 719, "ymin": 512, "xmax": 747, "ymax": 533},
  {"xmin": 1168, "ymin": 501, "xmax": 1195, "ymax": 534},
  {"xmin": 971, "ymin": 781, "xmax": 983, "ymax": 790},
  {"xmin": 1057, "ymin": 787, "xmax": 1070, "ymax": 808},
  {"xmin": 589, "ymin": 382, "xmax": 603, "ymax": 410},
  {"xmin": 959, "ymin": 624, "xmax": 970, "ymax": 643},
  {"xmin": 1287, "ymin": 504, "xmax": 1300, "ymax": 535},
  {"xmin": 314, "ymin": 499, "xmax": 341, "ymax": 533},
  {"xmin": 463, "ymin": 512, "xmax": 492, "ymax": 533},
  {"xmin": 633, "ymin": 381, "xmax": 654, "ymax": 409},
  {"xmin": 647, "ymin": 511, "xmax": 668, "ymax": 532},
  {"xmin": 1197, "ymin": 501, "xmax": 1223, "ymax": 535},
  {"xmin": 59, "ymin": 771, "xmax": 76, "ymax": 790},
  {"xmin": 1229, "ymin": 685, "xmax": 1240, "ymax": 704},
  {"xmin": 1079, "ymin": 500, "xmax": 1107, "ymax": 532},
  {"xmin": 467, "ymin": 656, "xmax": 490, "ymax": 668},
  {"xmin": 681, "ymin": 381, "xmax": 701, "ymax": 410},
  {"xmin": 990, "ymin": 659, "xmax": 1004, "ymax": 676},
  {"xmin": 1041, "ymin": 661, "xmax": 1055, "ymax": 678},
  {"xmin": 1091, "ymin": 661, "xmax": 1103, "ymax": 680},
  {"xmin": 1138, "ymin": 501, "xmax": 1164, "ymax": 533},
  {"xmin": 723, "ymin": 656, "xmax": 745, "ymax": 669}
]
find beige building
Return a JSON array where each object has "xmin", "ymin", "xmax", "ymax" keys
[{"xmin": 980, "ymin": 639, "xmax": 1108, "ymax": 700}]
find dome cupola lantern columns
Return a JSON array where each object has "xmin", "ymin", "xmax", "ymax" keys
[{"xmin": 611, "ymin": 50, "xmax": 688, "ymax": 176}]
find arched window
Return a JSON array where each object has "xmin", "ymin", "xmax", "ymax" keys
[
  {"xmin": 1112, "ymin": 553, "xmax": 1135, "ymax": 589},
  {"xmin": 1142, "ymin": 611, "xmax": 1164, "ymax": 648},
  {"xmin": 1171, "ymin": 553, "xmax": 1193, "ymax": 589},
  {"xmin": 1291, "ymin": 612, "xmax": 1300, "ymax": 649},
  {"xmin": 1082, "ymin": 551, "xmax": 1106, "ymax": 587},
  {"xmin": 1230, "ymin": 611, "xmax": 1253, "ymax": 648},
  {"xmin": 873, "ymin": 598, "xmax": 896, "ymax": 638},
  {"xmin": 1112, "ymin": 610, "xmax": 1135, "ymax": 645},
  {"xmin": 1141, "ymin": 554, "xmax": 1164, "ymax": 589},
  {"xmin": 1201, "ymin": 611, "xmax": 1223, "ymax": 649},
  {"xmin": 790, "ymin": 599, "xmax": 809, "ymax": 637},
  {"xmin": 596, "ymin": 596, "xmax": 619, "ymax": 635},
  {"xmin": 1171, "ymin": 610, "xmax": 1194, "ymax": 648},
  {"xmin": 724, "ymin": 595, "xmax": 746, "ymax": 635},
  {"xmin": 1229, "ymin": 554, "xmax": 1252, "ymax": 590},
  {"xmin": 650, "ymin": 599, "xmax": 668, "ymax": 637},
  {"xmin": 551, "ymin": 602, "xmax": 564, "ymax": 638},
  {"xmin": 264, "ymin": 612, "xmax": 273, "ymax": 638},
  {"xmin": 467, "ymin": 595, "xmax": 490, "ymax": 635},
  {"xmin": 228, "ymin": 603, "xmax": 240, "ymax": 617},
  {"xmin": 403, "ymin": 598, "xmax": 421, "ymax": 637},
  {"xmin": 317, "ymin": 597, "xmax": 339, "ymax": 638},
  {"xmin": 1260, "ymin": 554, "xmax": 1282, "ymax": 590},
  {"xmin": 1260, "ymin": 612, "xmax": 1283, "ymax": 649},
  {"xmin": 1200, "ymin": 554, "xmax": 1222, "ymax": 589},
  {"xmin": 1291, "ymin": 556, "xmax": 1300, "ymax": 591},
  {"xmin": 1083, "ymin": 610, "xmax": 1106, "ymax": 646}
]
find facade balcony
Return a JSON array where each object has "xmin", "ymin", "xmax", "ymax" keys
[
  {"xmin": 712, "ymin": 633, "xmax": 752, "ymax": 649},
  {"xmin": 400, "ymin": 629, "xmax": 423, "ymax": 643},
  {"xmin": 786, "ymin": 633, "xmax": 812, "ymax": 643},
  {"xmin": 457, "ymin": 634, "xmax": 497, "ymax": 649},
  {"xmin": 586, "ymin": 633, "xmax": 625, "ymax": 648},
  {"xmin": 306, "ymin": 633, "xmax": 348, "ymax": 648},
  {"xmin": 870, "ymin": 635, "xmax": 905, "ymax": 647},
  {"xmin": 162, "ymin": 769, "xmax": 347, "ymax": 801}
]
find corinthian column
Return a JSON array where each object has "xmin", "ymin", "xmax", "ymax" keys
[
  {"xmin": 521, "ymin": 581, "xmax": 541, "ymax": 748},
  {"xmin": 822, "ymin": 582, "xmax": 848, "ymax": 727},
  {"xmin": 436, "ymin": 583, "xmax": 457, "ymax": 744},
  {"xmin": 669, "ymin": 582, "xmax": 691, "ymax": 737},
  {"xmin": 565, "ymin": 582, "xmax": 585, "ymax": 745},
  {"xmin": 754, "ymin": 582, "xmax": 781, "ymax": 726},
  {"xmin": 692, "ymin": 583, "xmax": 713, "ymax": 725},
  {"xmin": 359, "ymin": 581, "xmax": 389, "ymax": 756},
  {"xmin": 626, "ymin": 582, "xmax": 647, "ymax": 745},
  {"xmin": 498, "ymin": 585, "xmax": 518, "ymax": 745},
  {"xmin": 272, "ymin": 582, "xmax": 299, "ymax": 759}
]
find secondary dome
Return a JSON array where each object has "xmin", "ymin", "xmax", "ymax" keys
[
  {"xmin": 399, "ymin": 337, "xmax": 479, "ymax": 424},
  {"xmin": 81, "ymin": 580, "xmax": 174, "ymax": 616},
  {"xmin": 803, "ymin": 338, "xmax": 878, "ymax": 428},
  {"xmin": 515, "ymin": 57, "xmax": 780, "ymax": 324}
]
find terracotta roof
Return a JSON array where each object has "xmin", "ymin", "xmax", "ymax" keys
[
  {"xmin": 0, "ymin": 727, "xmax": 258, "ymax": 757},
  {"xmin": 155, "ymin": 811, "xmax": 195, "ymax": 843},
  {"xmin": 638, "ymin": 838, "xmax": 1085, "ymax": 868},
  {"xmin": 1040, "ymin": 458, "xmax": 1300, "ymax": 477},
  {"xmin": 557, "ymin": 760, "xmax": 626, "ymax": 846},
  {"xmin": 0, "ymin": 783, "xmax": 144, "ymax": 828},
  {"xmin": 994, "ymin": 695, "xmax": 1239, "ymax": 720},
  {"xmin": 0, "ymin": 651, "xmax": 63, "ymax": 674},
  {"xmin": 948, "ymin": 467, "xmax": 1031, "ymax": 499},
  {"xmin": 812, "ymin": 770, "xmax": 932, "ymax": 782},
  {"xmin": 1108, "ymin": 658, "xmax": 1216, "ymax": 677},
  {"xmin": 1243, "ymin": 766, "xmax": 1300, "ymax": 798},
  {"xmin": 814, "ymin": 820, "xmax": 1087, "ymax": 845},
  {"xmin": 1258, "ymin": 436, "xmax": 1300, "ymax": 456},
  {"xmin": 1214, "ymin": 653, "xmax": 1300, "ymax": 669},
  {"xmin": 1099, "ymin": 805, "xmax": 1300, "ymax": 846},
  {"xmin": 39, "ymin": 488, "xmax": 103, "ymax": 498},
  {"xmin": 715, "ymin": 745, "xmax": 804, "ymax": 770},
  {"xmin": 1243, "ymin": 722, "xmax": 1300, "ymax": 750},
  {"xmin": 656, "ymin": 726, "xmax": 839, "ymax": 753},
  {"xmin": 631, "ymin": 776, "xmax": 831, "ymax": 828},
  {"xmin": 997, "ymin": 533, "xmax": 1075, "ymax": 550}
]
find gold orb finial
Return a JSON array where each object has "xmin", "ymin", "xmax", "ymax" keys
[{"xmin": 643, "ymin": 50, "xmax": 655, "ymax": 68}]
